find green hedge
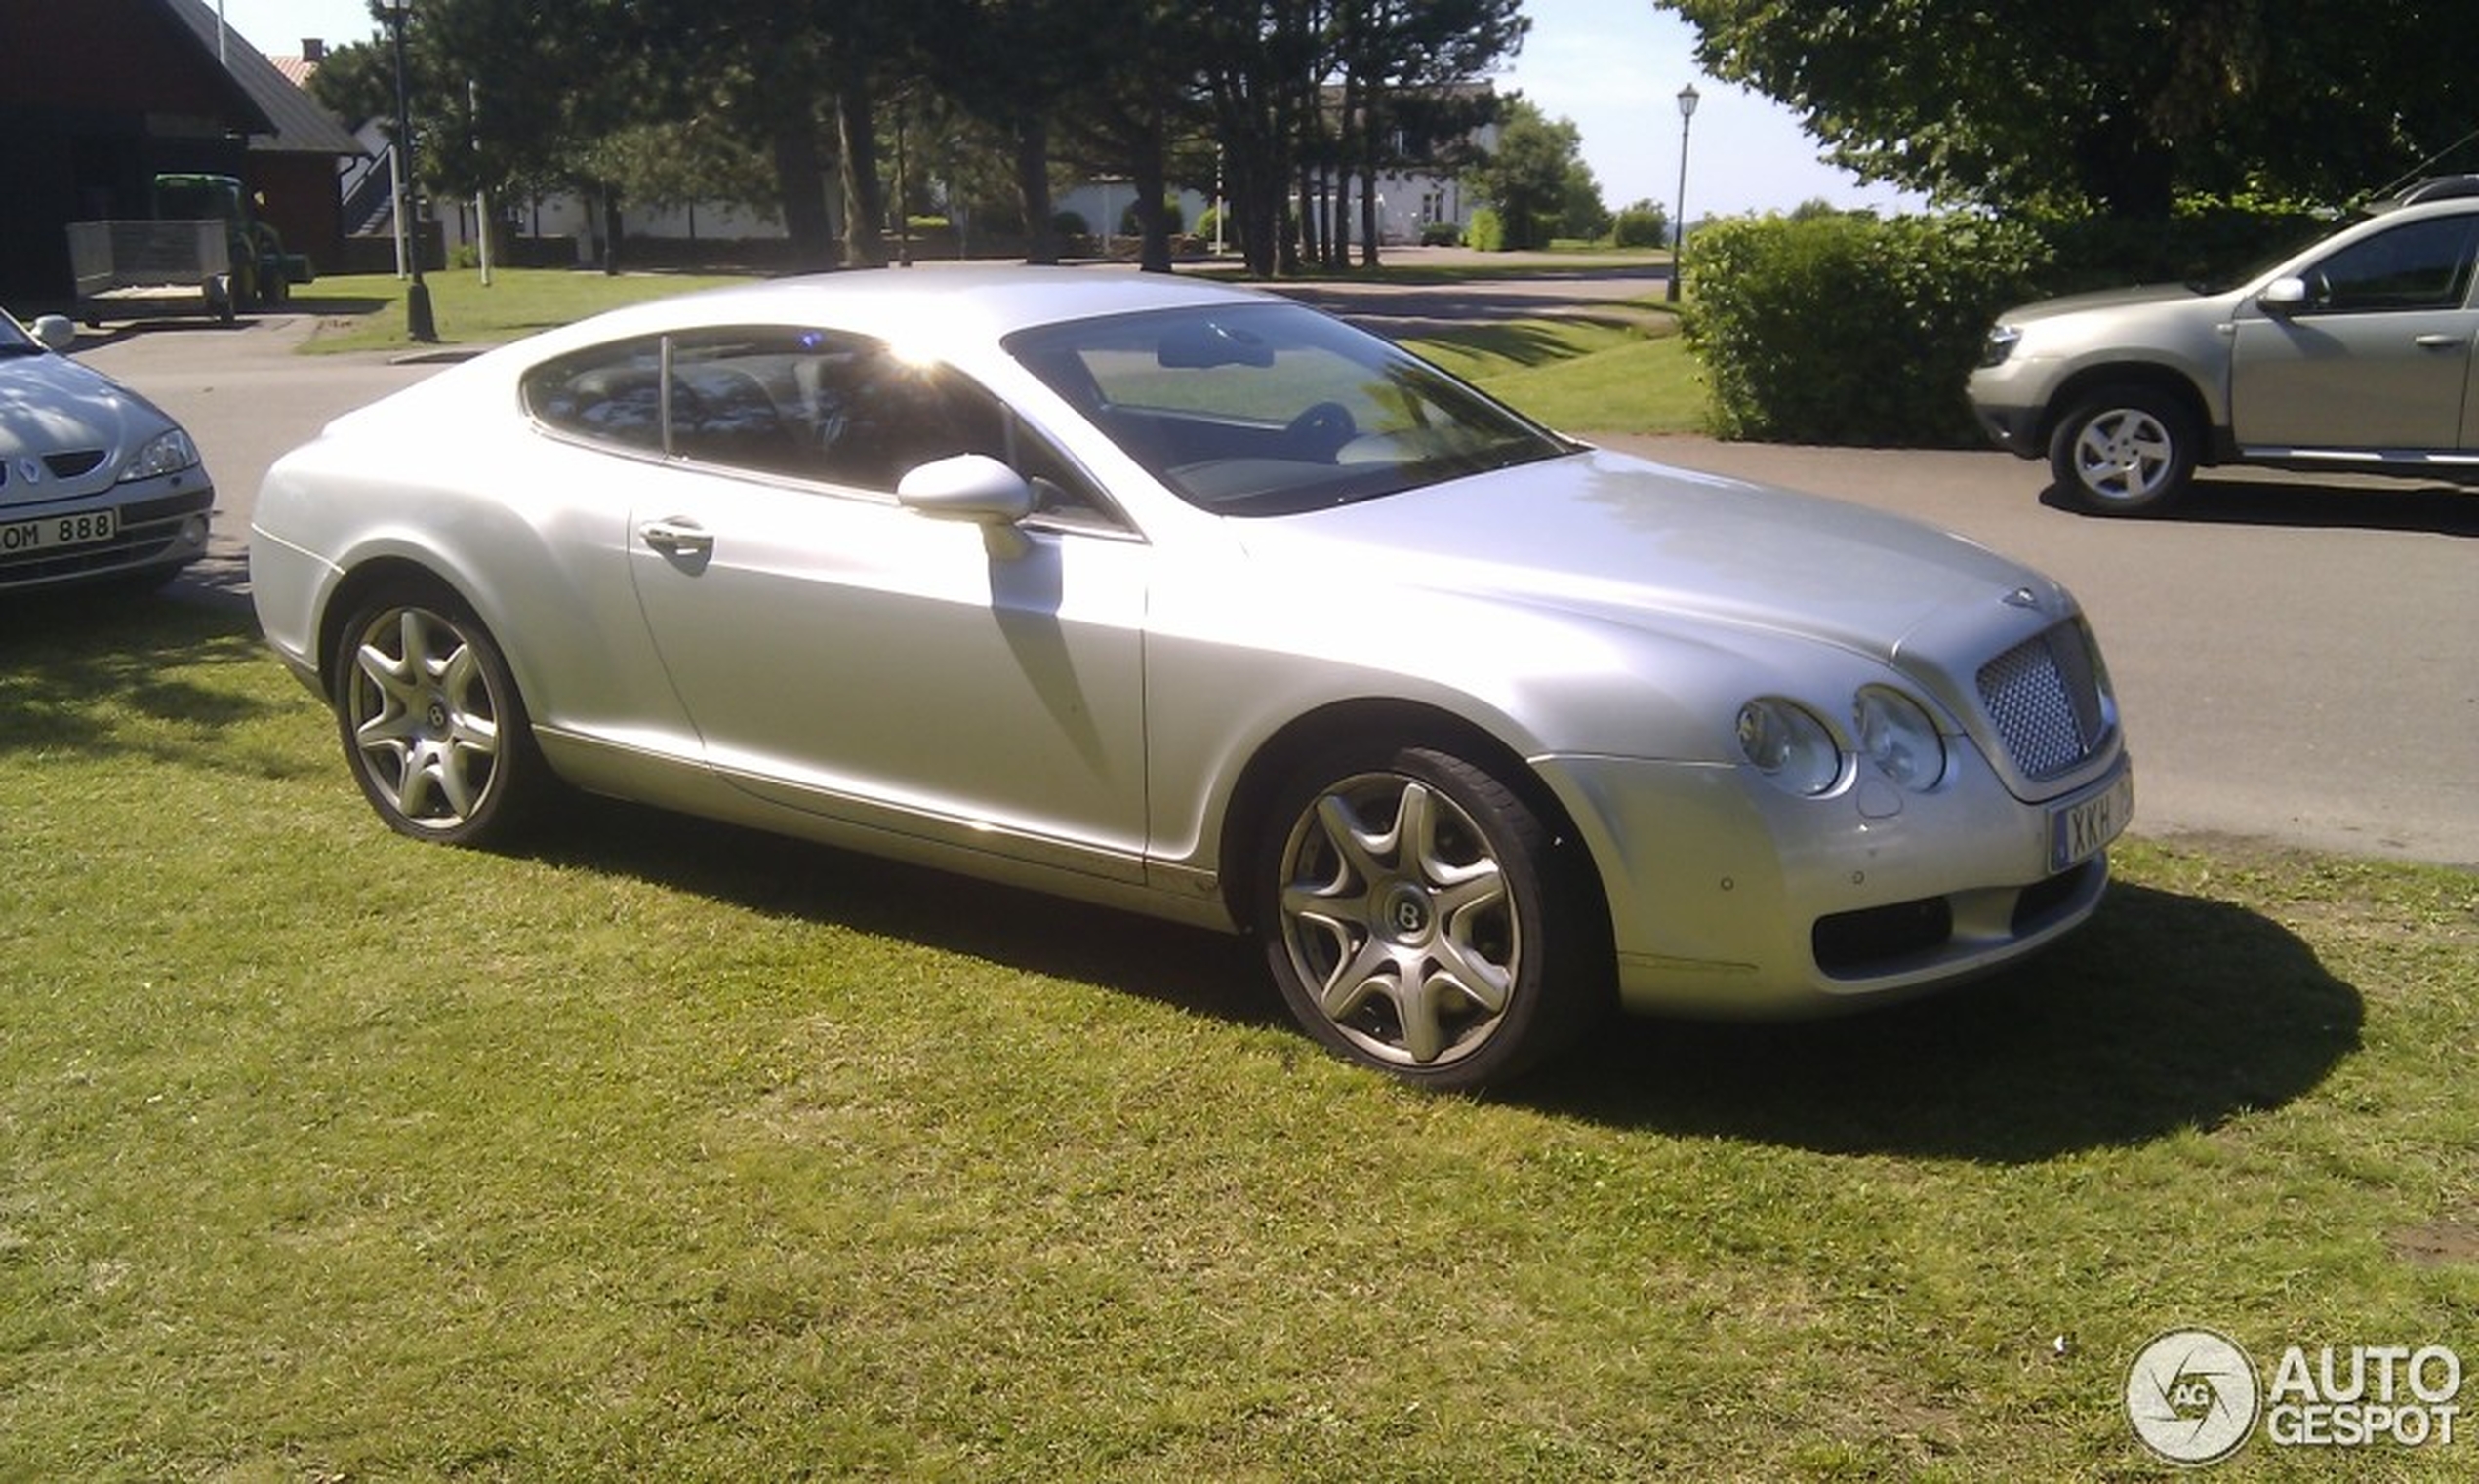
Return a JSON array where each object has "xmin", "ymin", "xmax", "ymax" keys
[
  {"xmin": 1682, "ymin": 213, "xmax": 2050, "ymax": 446},
  {"xmin": 1467, "ymin": 207, "xmax": 1506, "ymax": 253},
  {"xmin": 1611, "ymin": 205, "xmax": 1668, "ymax": 250}
]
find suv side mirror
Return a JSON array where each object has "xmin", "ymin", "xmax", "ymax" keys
[
  {"xmin": 2258, "ymin": 276, "xmax": 2309, "ymax": 314},
  {"xmin": 30, "ymin": 314, "xmax": 75, "ymax": 351}
]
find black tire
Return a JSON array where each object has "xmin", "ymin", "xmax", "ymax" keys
[
  {"xmin": 2046, "ymin": 386, "xmax": 2198, "ymax": 515},
  {"xmin": 330, "ymin": 582, "xmax": 547, "ymax": 847},
  {"xmin": 1256, "ymin": 744, "xmax": 1606, "ymax": 1090}
]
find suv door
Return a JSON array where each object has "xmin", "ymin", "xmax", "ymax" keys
[{"xmin": 2228, "ymin": 211, "xmax": 2479, "ymax": 451}]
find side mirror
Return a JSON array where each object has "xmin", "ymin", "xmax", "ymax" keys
[
  {"xmin": 30, "ymin": 314, "xmax": 75, "ymax": 351},
  {"xmin": 2258, "ymin": 276, "xmax": 2309, "ymax": 314},
  {"xmin": 896, "ymin": 453, "xmax": 1035, "ymax": 557}
]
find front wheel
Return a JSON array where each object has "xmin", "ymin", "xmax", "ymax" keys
[
  {"xmin": 1258, "ymin": 745, "xmax": 1605, "ymax": 1090},
  {"xmin": 330, "ymin": 583, "xmax": 546, "ymax": 846},
  {"xmin": 2047, "ymin": 387, "xmax": 2198, "ymax": 515}
]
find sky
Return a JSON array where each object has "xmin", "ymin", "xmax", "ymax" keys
[{"xmin": 213, "ymin": 0, "xmax": 1923, "ymax": 220}]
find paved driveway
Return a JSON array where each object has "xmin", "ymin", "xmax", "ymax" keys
[{"xmin": 72, "ymin": 301, "xmax": 2479, "ymax": 868}]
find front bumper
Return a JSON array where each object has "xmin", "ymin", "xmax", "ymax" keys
[
  {"xmin": 1538, "ymin": 743, "xmax": 2130, "ymax": 1019},
  {"xmin": 0, "ymin": 482, "xmax": 214, "ymax": 592},
  {"xmin": 1972, "ymin": 402, "xmax": 2044, "ymax": 457}
]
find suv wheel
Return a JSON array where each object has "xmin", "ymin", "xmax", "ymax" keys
[{"xmin": 2048, "ymin": 387, "xmax": 2197, "ymax": 515}]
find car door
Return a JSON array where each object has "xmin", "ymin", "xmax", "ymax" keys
[
  {"xmin": 597, "ymin": 328, "xmax": 1154, "ymax": 883},
  {"xmin": 2229, "ymin": 211, "xmax": 2479, "ymax": 450}
]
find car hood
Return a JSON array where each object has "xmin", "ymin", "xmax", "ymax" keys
[
  {"xmin": 1998, "ymin": 282, "xmax": 2217, "ymax": 325},
  {"xmin": 1240, "ymin": 448, "xmax": 2055, "ymax": 664},
  {"xmin": 0, "ymin": 352, "xmax": 165, "ymax": 502}
]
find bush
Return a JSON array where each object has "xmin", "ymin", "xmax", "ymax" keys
[
  {"xmin": 1119, "ymin": 198, "xmax": 1185, "ymax": 237},
  {"xmin": 1682, "ymin": 212, "xmax": 2050, "ymax": 446},
  {"xmin": 1467, "ymin": 208, "xmax": 1506, "ymax": 253},
  {"xmin": 1611, "ymin": 204, "xmax": 1669, "ymax": 250},
  {"xmin": 1418, "ymin": 221, "xmax": 1461, "ymax": 247}
]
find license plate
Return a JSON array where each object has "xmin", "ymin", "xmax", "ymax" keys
[
  {"xmin": 0, "ymin": 508, "xmax": 117, "ymax": 553},
  {"xmin": 2049, "ymin": 763, "xmax": 2134, "ymax": 871}
]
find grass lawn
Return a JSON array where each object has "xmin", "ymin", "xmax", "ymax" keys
[
  {"xmin": 2, "ymin": 593, "xmax": 2472, "ymax": 1479},
  {"xmin": 290, "ymin": 269, "xmax": 752, "ymax": 356}
]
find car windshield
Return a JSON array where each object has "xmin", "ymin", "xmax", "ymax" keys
[
  {"xmin": 0, "ymin": 310, "xmax": 37, "ymax": 355},
  {"xmin": 1005, "ymin": 302, "xmax": 1574, "ymax": 516}
]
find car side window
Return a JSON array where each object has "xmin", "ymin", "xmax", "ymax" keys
[
  {"xmin": 2301, "ymin": 216, "xmax": 2479, "ymax": 313},
  {"xmin": 522, "ymin": 338, "xmax": 670, "ymax": 450},
  {"xmin": 520, "ymin": 327, "xmax": 1121, "ymax": 527}
]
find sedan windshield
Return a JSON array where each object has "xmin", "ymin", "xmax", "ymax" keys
[{"xmin": 1006, "ymin": 303, "xmax": 1574, "ymax": 515}]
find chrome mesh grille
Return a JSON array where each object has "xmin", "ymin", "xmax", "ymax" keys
[{"xmin": 1977, "ymin": 622, "xmax": 2106, "ymax": 781}]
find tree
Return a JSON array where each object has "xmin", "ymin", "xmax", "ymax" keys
[
  {"xmin": 1661, "ymin": 0, "xmax": 2479, "ymax": 220},
  {"xmin": 1464, "ymin": 98, "xmax": 1587, "ymax": 249},
  {"xmin": 1328, "ymin": 0, "xmax": 1524, "ymax": 268}
]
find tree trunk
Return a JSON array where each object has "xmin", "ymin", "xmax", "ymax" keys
[
  {"xmin": 1015, "ymin": 115, "xmax": 1059, "ymax": 265},
  {"xmin": 835, "ymin": 81, "xmax": 884, "ymax": 268},
  {"xmin": 770, "ymin": 119, "xmax": 836, "ymax": 273},
  {"xmin": 599, "ymin": 189, "xmax": 624, "ymax": 275}
]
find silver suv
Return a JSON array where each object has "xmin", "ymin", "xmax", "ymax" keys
[{"xmin": 1969, "ymin": 178, "xmax": 2479, "ymax": 514}]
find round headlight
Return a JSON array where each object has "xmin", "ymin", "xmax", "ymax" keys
[
  {"xmin": 1736, "ymin": 699, "xmax": 1841, "ymax": 796},
  {"xmin": 1855, "ymin": 686, "xmax": 1946, "ymax": 791}
]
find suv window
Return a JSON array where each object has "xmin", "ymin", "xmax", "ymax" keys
[{"xmin": 2300, "ymin": 215, "xmax": 2479, "ymax": 313}]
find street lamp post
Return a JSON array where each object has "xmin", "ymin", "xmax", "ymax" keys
[
  {"xmin": 382, "ymin": 0, "xmax": 438, "ymax": 342},
  {"xmin": 1668, "ymin": 82, "xmax": 1700, "ymax": 304}
]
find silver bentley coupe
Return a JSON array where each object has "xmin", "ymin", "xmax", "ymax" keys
[{"xmin": 250, "ymin": 269, "xmax": 2133, "ymax": 1088}]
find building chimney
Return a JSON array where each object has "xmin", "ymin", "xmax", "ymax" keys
[{"xmin": 303, "ymin": 38, "xmax": 326, "ymax": 62}]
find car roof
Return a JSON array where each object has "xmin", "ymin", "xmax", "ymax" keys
[{"xmin": 532, "ymin": 266, "xmax": 1277, "ymax": 360}]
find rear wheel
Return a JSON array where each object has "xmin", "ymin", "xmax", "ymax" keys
[
  {"xmin": 330, "ymin": 582, "xmax": 546, "ymax": 846},
  {"xmin": 2047, "ymin": 386, "xmax": 2198, "ymax": 515},
  {"xmin": 1258, "ymin": 744, "xmax": 1605, "ymax": 1090}
]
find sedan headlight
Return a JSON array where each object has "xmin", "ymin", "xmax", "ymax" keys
[
  {"xmin": 1854, "ymin": 686, "xmax": 1946, "ymax": 791},
  {"xmin": 119, "ymin": 427, "xmax": 201, "ymax": 482},
  {"xmin": 1736, "ymin": 699, "xmax": 1842, "ymax": 796},
  {"xmin": 1977, "ymin": 325, "xmax": 2022, "ymax": 369}
]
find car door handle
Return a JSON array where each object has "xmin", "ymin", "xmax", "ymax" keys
[
  {"xmin": 2413, "ymin": 334, "xmax": 2464, "ymax": 348},
  {"xmin": 638, "ymin": 519, "xmax": 713, "ymax": 558}
]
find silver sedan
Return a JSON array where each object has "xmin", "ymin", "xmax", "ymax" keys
[
  {"xmin": 249, "ymin": 269, "xmax": 2133, "ymax": 1088},
  {"xmin": 1, "ymin": 307, "xmax": 214, "ymax": 593}
]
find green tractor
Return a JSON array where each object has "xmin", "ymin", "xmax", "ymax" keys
[{"xmin": 150, "ymin": 173, "xmax": 315, "ymax": 310}]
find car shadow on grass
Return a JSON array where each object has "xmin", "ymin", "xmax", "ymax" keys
[
  {"xmin": 2042, "ymin": 473, "xmax": 2479, "ymax": 536},
  {"xmin": 531, "ymin": 797, "xmax": 2360, "ymax": 1164},
  {"xmin": 523, "ymin": 800, "xmax": 1286, "ymax": 1033},
  {"xmin": 1528, "ymin": 876, "xmax": 2365, "ymax": 1163}
]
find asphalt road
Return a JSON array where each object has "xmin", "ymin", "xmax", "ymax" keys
[{"xmin": 73, "ymin": 297, "xmax": 2479, "ymax": 869}]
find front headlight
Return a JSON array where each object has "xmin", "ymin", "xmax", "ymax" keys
[
  {"xmin": 1977, "ymin": 325, "xmax": 2022, "ymax": 369},
  {"xmin": 1854, "ymin": 686, "xmax": 1946, "ymax": 791},
  {"xmin": 119, "ymin": 427, "xmax": 201, "ymax": 482},
  {"xmin": 1736, "ymin": 699, "xmax": 1842, "ymax": 796}
]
